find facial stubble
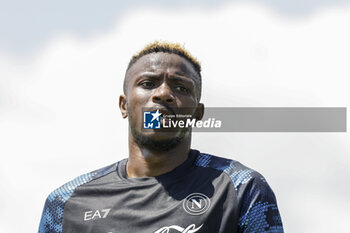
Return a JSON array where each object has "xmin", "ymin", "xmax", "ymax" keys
[{"xmin": 128, "ymin": 110, "xmax": 190, "ymax": 152}]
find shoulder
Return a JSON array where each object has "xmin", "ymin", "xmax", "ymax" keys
[
  {"xmin": 193, "ymin": 149, "xmax": 267, "ymax": 191},
  {"xmin": 48, "ymin": 162, "xmax": 117, "ymax": 202},
  {"xmin": 38, "ymin": 162, "xmax": 118, "ymax": 233},
  {"xmin": 193, "ymin": 149, "xmax": 284, "ymax": 232}
]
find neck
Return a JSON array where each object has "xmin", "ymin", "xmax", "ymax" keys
[{"xmin": 126, "ymin": 131, "xmax": 192, "ymax": 178}]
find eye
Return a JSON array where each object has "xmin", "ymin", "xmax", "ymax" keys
[
  {"xmin": 140, "ymin": 81, "xmax": 155, "ymax": 88},
  {"xmin": 176, "ymin": 86, "xmax": 189, "ymax": 93}
]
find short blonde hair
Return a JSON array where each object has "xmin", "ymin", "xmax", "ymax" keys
[{"xmin": 127, "ymin": 41, "xmax": 201, "ymax": 74}]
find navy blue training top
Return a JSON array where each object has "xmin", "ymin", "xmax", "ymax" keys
[{"xmin": 38, "ymin": 149, "xmax": 284, "ymax": 233}]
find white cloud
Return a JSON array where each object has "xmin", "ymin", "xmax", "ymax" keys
[{"xmin": 0, "ymin": 3, "xmax": 349, "ymax": 233}]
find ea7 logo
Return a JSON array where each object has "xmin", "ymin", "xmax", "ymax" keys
[{"xmin": 84, "ymin": 208, "xmax": 111, "ymax": 221}]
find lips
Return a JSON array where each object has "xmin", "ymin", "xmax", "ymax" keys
[
  {"xmin": 152, "ymin": 107, "xmax": 176, "ymax": 116},
  {"xmin": 155, "ymin": 108, "xmax": 176, "ymax": 127}
]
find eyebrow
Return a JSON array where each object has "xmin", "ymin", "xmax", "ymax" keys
[
  {"xmin": 137, "ymin": 72, "xmax": 196, "ymax": 85},
  {"xmin": 167, "ymin": 76, "xmax": 195, "ymax": 86}
]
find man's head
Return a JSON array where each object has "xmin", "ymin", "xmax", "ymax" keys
[
  {"xmin": 119, "ymin": 41, "xmax": 204, "ymax": 151},
  {"xmin": 123, "ymin": 41, "xmax": 202, "ymax": 102}
]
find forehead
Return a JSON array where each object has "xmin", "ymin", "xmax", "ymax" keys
[{"xmin": 126, "ymin": 52, "xmax": 200, "ymax": 82}]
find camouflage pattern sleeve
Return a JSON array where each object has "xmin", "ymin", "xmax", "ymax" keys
[
  {"xmin": 195, "ymin": 152, "xmax": 284, "ymax": 232},
  {"xmin": 230, "ymin": 162, "xmax": 284, "ymax": 233}
]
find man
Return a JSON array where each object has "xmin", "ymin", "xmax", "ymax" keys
[{"xmin": 38, "ymin": 41, "xmax": 284, "ymax": 233}]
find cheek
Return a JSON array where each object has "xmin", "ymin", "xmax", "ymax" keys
[
  {"xmin": 176, "ymin": 96, "xmax": 199, "ymax": 116},
  {"xmin": 126, "ymin": 89, "xmax": 152, "ymax": 121},
  {"xmin": 177, "ymin": 95, "xmax": 197, "ymax": 108},
  {"xmin": 128, "ymin": 89, "xmax": 151, "ymax": 105}
]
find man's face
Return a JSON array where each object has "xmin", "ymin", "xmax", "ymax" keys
[{"xmin": 120, "ymin": 52, "xmax": 203, "ymax": 149}]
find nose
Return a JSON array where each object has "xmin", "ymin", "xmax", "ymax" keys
[{"xmin": 152, "ymin": 82, "xmax": 175, "ymax": 104}]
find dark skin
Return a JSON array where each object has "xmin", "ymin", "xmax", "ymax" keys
[{"xmin": 119, "ymin": 52, "xmax": 204, "ymax": 178}]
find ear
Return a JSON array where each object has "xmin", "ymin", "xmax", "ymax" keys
[
  {"xmin": 119, "ymin": 94, "xmax": 128, "ymax": 119},
  {"xmin": 194, "ymin": 103, "xmax": 204, "ymax": 120}
]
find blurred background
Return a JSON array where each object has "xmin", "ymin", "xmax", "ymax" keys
[{"xmin": 1, "ymin": 0, "xmax": 349, "ymax": 232}]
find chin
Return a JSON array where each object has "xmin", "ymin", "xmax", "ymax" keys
[
  {"xmin": 131, "ymin": 126, "xmax": 190, "ymax": 152},
  {"xmin": 144, "ymin": 130, "xmax": 184, "ymax": 141}
]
